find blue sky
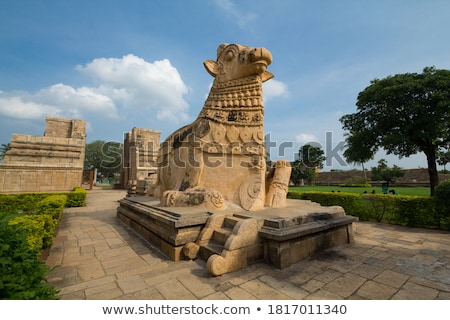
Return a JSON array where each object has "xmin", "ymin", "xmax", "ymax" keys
[{"xmin": 1, "ymin": 0, "xmax": 450, "ymax": 171}]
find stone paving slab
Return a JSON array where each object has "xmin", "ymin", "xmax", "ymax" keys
[{"xmin": 46, "ymin": 189, "xmax": 450, "ymax": 300}]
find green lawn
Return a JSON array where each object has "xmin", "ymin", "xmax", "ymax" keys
[{"xmin": 289, "ymin": 185, "xmax": 431, "ymax": 197}]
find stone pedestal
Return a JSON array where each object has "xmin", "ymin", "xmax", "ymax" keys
[
  {"xmin": 260, "ymin": 214, "xmax": 357, "ymax": 268},
  {"xmin": 117, "ymin": 197, "xmax": 357, "ymax": 275},
  {"xmin": 117, "ymin": 196, "xmax": 210, "ymax": 261}
]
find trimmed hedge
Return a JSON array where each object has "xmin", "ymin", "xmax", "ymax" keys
[
  {"xmin": 435, "ymin": 180, "xmax": 450, "ymax": 229},
  {"xmin": 0, "ymin": 214, "xmax": 59, "ymax": 299},
  {"xmin": 36, "ymin": 195, "xmax": 67, "ymax": 221},
  {"xmin": 0, "ymin": 187, "xmax": 86, "ymax": 212},
  {"xmin": 0, "ymin": 187, "xmax": 85, "ymax": 299},
  {"xmin": 288, "ymin": 190, "xmax": 449, "ymax": 230},
  {"xmin": 7, "ymin": 195, "xmax": 67, "ymax": 250},
  {"xmin": 338, "ymin": 183, "xmax": 372, "ymax": 187},
  {"xmin": 66, "ymin": 187, "xmax": 87, "ymax": 207}
]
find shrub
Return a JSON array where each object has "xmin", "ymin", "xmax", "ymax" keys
[
  {"xmin": 288, "ymin": 190, "xmax": 445, "ymax": 230},
  {"xmin": 0, "ymin": 188, "xmax": 86, "ymax": 212},
  {"xmin": 393, "ymin": 196, "xmax": 438, "ymax": 228},
  {"xmin": 14, "ymin": 193, "xmax": 50, "ymax": 212},
  {"xmin": 37, "ymin": 195, "xmax": 67, "ymax": 221},
  {"xmin": 288, "ymin": 191, "xmax": 368, "ymax": 217},
  {"xmin": 340, "ymin": 176, "xmax": 371, "ymax": 187},
  {"xmin": 7, "ymin": 215, "xmax": 47, "ymax": 250},
  {"xmin": 361, "ymin": 194, "xmax": 396, "ymax": 222},
  {"xmin": 0, "ymin": 194, "xmax": 16, "ymax": 212},
  {"xmin": 8, "ymin": 195, "xmax": 67, "ymax": 250},
  {"xmin": 0, "ymin": 215, "xmax": 59, "ymax": 299},
  {"xmin": 435, "ymin": 180, "xmax": 450, "ymax": 229},
  {"xmin": 338, "ymin": 183, "xmax": 372, "ymax": 187},
  {"xmin": 66, "ymin": 187, "xmax": 87, "ymax": 207}
]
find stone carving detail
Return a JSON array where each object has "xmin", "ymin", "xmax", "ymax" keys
[
  {"xmin": 152, "ymin": 43, "xmax": 291, "ymax": 211},
  {"xmin": 265, "ymin": 160, "xmax": 292, "ymax": 208},
  {"xmin": 161, "ymin": 188, "xmax": 225, "ymax": 209}
]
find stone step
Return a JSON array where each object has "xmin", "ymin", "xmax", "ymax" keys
[
  {"xmin": 212, "ymin": 227, "xmax": 232, "ymax": 245},
  {"xmin": 199, "ymin": 242, "xmax": 223, "ymax": 261},
  {"xmin": 223, "ymin": 216, "xmax": 242, "ymax": 229}
]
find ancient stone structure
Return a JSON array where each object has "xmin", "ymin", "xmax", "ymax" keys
[
  {"xmin": 121, "ymin": 127, "xmax": 161, "ymax": 195},
  {"xmin": 314, "ymin": 168, "xmax": 450, "ymax": 187},
  {"xmin": 117, "ymin": 43, "xmax": 357, "ymax": 276},
  {"xmin": 152, "ymin": 43, "xmax": 291, "ymax": 211},
  {"xmin": 0, "ymin": 116, "xmax": 86, "ymax": 193}
]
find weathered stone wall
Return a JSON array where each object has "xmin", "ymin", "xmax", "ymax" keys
[
  {"xmin": 0, "ymin": 116, "xmax": 86, "ymax": 193},
  {"xmin": 120, "ymin": 127, "xmax": 160, "ymax": 190},
  {"xmin": 44, "ymin": 116, "xmax": 86, "ymax": 139},
  {"xmin": 314, "ymin": 168, "xmax": 450, "ymax": 186}
]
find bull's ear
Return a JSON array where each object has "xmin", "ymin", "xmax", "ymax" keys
[
  {"xmin": 203, "ymin": 60, "xmax": 219, "ymax": 77},
  {"xmin": 261, "ymin": 71, "xmax": 274, "ymax": 82}
]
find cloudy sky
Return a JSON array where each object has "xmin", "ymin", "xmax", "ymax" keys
[{"xmin": 1, "ymin": 0, "xmax": 450, "ymax": 171}]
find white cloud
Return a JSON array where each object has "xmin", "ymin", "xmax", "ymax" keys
[
  {"xmin": 0, "ymin": 85, "xmax": 118, "ymax": 121},
  {"xmin": 35, "ymin": 84, "xmax": 118, "ymax": 119},
  {"xmin": 263, "ymin": 79, "xmax": 289, "ymax": 101},
  {"xmin": 0, "ymin": 94, "xmax": 61, "ymax": 119},
  {"xmin": 0, "ymin": 54, "xmax": 190, "ymax": 124},
  {"xmin": 295, "ymin": 133, "xmax": 320, "ymax": 145},
  {"xmin": 214, "ymin": 0, "xmax": 258, "ymax": 29},
  {"xmin": 77, "ymin": 54, "xmax": 189, "ymax": 122}
]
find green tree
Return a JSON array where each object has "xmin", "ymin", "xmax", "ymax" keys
[
  {"xmin": 84, "ymin": 140, "xmax": 123, "ymax": 181},
  {"xmin": 370, "ymin": 159, "xmax": 404, "ymax": 192},
  {"xmin": 298, "ymin": 144, "xmax": 326, "ymax": 169},
  {"xmin": 290, "ymin": 163, "xmax": 318, "ymax": 186},
  {"xmin": 343, "ymin": 132, "xmax": 374, "ymax": 179},
  {"xmin": 290, "ymin": 144, "xmax": 325, "ymax": 185},
  {"xmin": 437, "ymin": 149, "xmax": 450, "ymax": 173},
  {"xmin": 0, "ymin": 143, "xmax": 11, "ymax": 162},
  {"xmin": 340, "ymin": 66, "xmax": 450, "ymax": 196}
]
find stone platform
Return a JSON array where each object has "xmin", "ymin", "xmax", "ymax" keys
[{"xmin": 117, "ymin": 197, "xmax": 357, "ymax": 275}]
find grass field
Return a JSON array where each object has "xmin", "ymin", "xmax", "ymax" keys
[{"xmin": 289, "ymin": 185, "xmax": 431, "ymax": 197}]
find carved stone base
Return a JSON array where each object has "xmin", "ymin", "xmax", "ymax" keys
[
  {"xmin": 117, "ymin": 197, "xmax": 357, "ymax": 274},
  {"xmin": 117, "ymin": 196, "xmax": 210, "ymax": 261},
  {"xmin": 161, "ymin": 187, "xmax": 225, "ymax": 210},
  {"xmin": 259, "ymin": 215, "xmax": 357, "ymax": 268}
]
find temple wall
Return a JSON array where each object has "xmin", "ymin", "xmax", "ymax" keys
[
  {"xmin": 121, "ymin": 127, "xmax": 160, "ymax": 189},
  {"xmin": 0, "ymin": 116, "xmax": 86, "ymax": 194}
]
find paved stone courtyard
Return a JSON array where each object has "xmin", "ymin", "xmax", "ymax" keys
[{"xmin": 46, "ymin": 189, "xmax": 450, "ymax": 300}]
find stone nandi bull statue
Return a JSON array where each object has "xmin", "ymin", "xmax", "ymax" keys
[{"xmin": 152, "ymin": 43, "xmax": 291, "ymax": 211}]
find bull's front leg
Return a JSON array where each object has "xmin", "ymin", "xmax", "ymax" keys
[{"xmin": 265, "ymin": 160, "xmax": 292, "ymax": 208}]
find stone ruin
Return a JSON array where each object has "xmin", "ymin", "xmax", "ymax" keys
[
  {"xmin": 117, "ymin": 43, "xmax": 357, "ymax": 276},
  {"xmin": 120, "ymin": 127, "xmax": 161, "ymax": 196},
  {"xmin": 0, "ymin": 116, "xmax": 86, "ymax": 193}
]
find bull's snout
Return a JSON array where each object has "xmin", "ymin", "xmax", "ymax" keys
[{"xmin": 249, "ymin": 47, "xmax": 272, "ymax": 66}]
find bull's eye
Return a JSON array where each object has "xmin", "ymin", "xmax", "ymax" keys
[
  {"xmin": 239, "ymin": 51, "xmax": 247, "ymax": 62},
  {"xmin": 225, "ymin": 50, "xmax": 234, "ymax": 62}
]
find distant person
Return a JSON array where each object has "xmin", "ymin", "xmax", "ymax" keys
[{"xmin": 381, "ymin": 183, "xmax": 388, "ymax": 194}]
